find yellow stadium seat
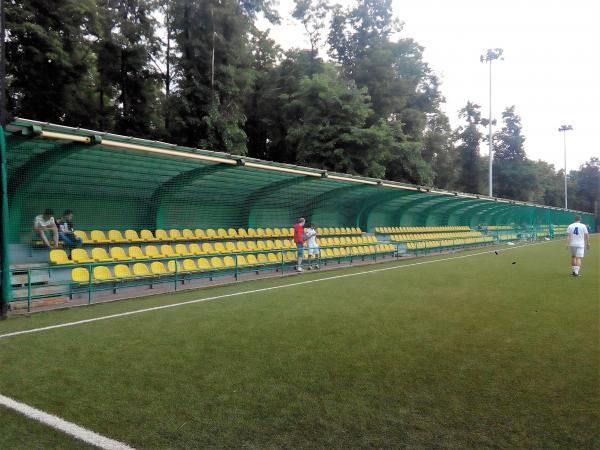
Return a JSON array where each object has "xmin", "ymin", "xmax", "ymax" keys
[
  {"xmin": 109, "ymin": 247, "xmax": 129, "ymax": 261},
  {"xmin": 181, "ymin": 259, "xmax": 198, "ymax": 273},
  {"xmin": 124, "ymin": 230, "xmax": 142, "ymax": 242},
  {"xmin": 50, "ymin": 249, "xmax": 73, "ymax": 264},
  {"xmin": 169, "ymin": 229, "xmax": 183, "ymax": 241},
  {"xmin": 114, "ymin": 264, "xmax": 133, "ymax": 278},
  {"xmin": 188, "ymin": 243, "xmax": 202, "ymax": 255},
  {"xmin": 214, "ymin": 242, "xmax": 227, "ymax": 254},
  {"xmin": 150, "ymin": 261, "xmax": 169, "ymax": 276},
  {"xmin": 93, "ymin": 266, "xmax": 113, "ymax": 281},
  {"xmin": 140, "ymin": 229, "xmax": 157, "ymax": 241},
  {"xmin": 74, "ymin": 230, "xmax": 90, "ymax": 244},
  {"xmin": 225, "ymin": 242, "xmax": 237, "ymax": 253},
  {"xmin": 194, "ymin": 229, "xmax": 206, "ymax": 240},
  {"xmin": 272, "ymin": 228, "xmax": 282, "ymax": 237},
  {"xmin": 247, "ymin": 228, "xmax": 257, "ymax": 238},
  {"xmin": 256, "ymin": 254, "xmax": 268, "ymax": 265},
  {"xmin": 237, "ymin": 228, "xmax": 248, "ymax": 238},
  {"xmin": 133, "ymin": 263, "xmax": 151, "ymax": 277},
  {"xmin": 181, "ymin": 229, "xmax": 195, "ymax": 240},
  {"xmin": 108, "ymin": 230, "xmax": 126, "ymax": 243},
  {"xmin": 268, "ymin": 253, "xmax": 279, "ymax": 264},
  {"xmin": 127, "ymin": 246, "xmax": 145, "ymax": 260},
  {"xmin": 236, "ymin": 255, "xmax": 248, "ymax": 267},
  {"xmin": 197, "ymin": 258, "xmax": 211, "ymax": 271},
  {"xmin": 90, "ymin": 230, "xmax": 110, "ymax": 243},
  {"xmin": 264, "ymin": 228, "xmax": 274, "ymax": 237},
  {"xmin": 256, "ymin": 228, "xmax": 265, "ymax": 237},
  {"xmin": 205, "ymin": 229, "xmax": 217, "ymax": 239},
  {"xmin": 71, "ymin": 267, "xmax": 89, "ymax": 283},
  {"xmin": 161, "ymin": 244, "xmax": 181, "ymax": 257},
  {"xmin": 167, "ymin": 260, "xmax": 183, "ymax": 273},
  {"xmin": 273, "ymin": 240, "xmax": 283, "ymax": 249},
  {"xmin": 144, "ymin": 245, "xmax": 163, "ymax": 259},
  {"xmin": 247, "ymin": 241, "xmax": 258, "ymax": 251},
  {"xmin": 211, "ymin": 257, "xmax": 224, "ymax": 269},
  {"xmin": 236, "ymin": 242, "xmax": 248, "ymax": 252},
  {"xmin": 264, "ymin": 240, "xmax": 274, "ymax": 250},
  {"xmin": 175, "ymin": 244, "xmax": 193, "ymax": 256},
  {"xmin": 91, "ymin": 248, "xmax": 114, "ymax": 262},
  {"xmin": 284, "ymin": 251, "xmax": 296, "ymax": 261},
  {"xmin": 202, "ymin": 243, "xmax": 215, "ymax": 254},
  {"xmin": 155, "ymin": 229, "xmax": 169, "ymax": 241},
  {"xmin": 217, "ymin": 228, "xmax": 228, "ymax": 238},
  {"xmin": 71, "ymin": 249, "xmax": 94, "ymax": 264},
  {"xmin": 227, "ymin": 228, "xmax": 238, "ymax": 238},
  {"xmin": 256, "ymin": 241, "xmax": 266, "ymax": 251}
]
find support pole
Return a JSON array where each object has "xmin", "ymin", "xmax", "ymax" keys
[{"xmin": 1, "ymin": 126, "xmax": 12, "ymax": 316}]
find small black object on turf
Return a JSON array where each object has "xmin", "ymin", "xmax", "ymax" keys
[
  {"xmin": 512, "ymin": 261, "xmax": 516, "ymax": 264},
  {"xmin": 494, "ymin": 251, "xmax": 498, "ymax": 255}
]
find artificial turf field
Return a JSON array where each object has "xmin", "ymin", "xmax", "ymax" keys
[{"xmin": 0, "ymin": 236, "xmax": 598, "ymax": 449}]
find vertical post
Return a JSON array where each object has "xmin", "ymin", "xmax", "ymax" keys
[
  {"xmin": 0, "ymin": 127, "xmax": 11, "ymax": 316},
  {"xmin": 27, "ymin": 268, "xmax": 31, "ymax": 312},
  {"xmin": 234, "ymin": 254, "xmax": 238, "ymax": 281},
  {"xmin": 88, "ymin": 264, "xmax": 92, "ymax": 304},
  {"xmin": 280, "ymin": 250, "xmax": 284, "ymax": 275},
  {"xmin": 488, "ymin": 58, "xmax": 493, "ymax": 198},
  {"xmin": 563, "ymin": 130, "xmax": 568, "ymax": 210},
  {"xmin": 174, "ymin": 257, "xmax": 178, "ymax": 291}
]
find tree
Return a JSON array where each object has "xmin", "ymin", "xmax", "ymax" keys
[
  {"xmin": 283, "ymin": 64, "xmax": 388, "ymax": 177},
  {"xmin": 5, "ymin": 0, "xmax": 99, "ymax": 127},
  {"xmin": 95, "ymin": 0, "xmax": 164, "ymax": 136},
  {"xmin": 422, "ymin": 112, "xmax": 457, "ymax": 189},
  {"xmin": 492, "ymin": 106, "xmax": 535, "ymax": 201},
  {"xmin": 455, "ymin": 102, "xmax": 484, "ymax": 194},
  {"xmin": 569, "ymin": 158, "xmax": 600, "ymax": 215},
  {"xmin": 292, "ymin": 0, "xmax": 331, "ymax": 72}
]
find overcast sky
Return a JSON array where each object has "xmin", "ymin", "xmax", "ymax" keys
[{"xmin": 257, "ymin": 0, "xmax": 599, "ymax": 172}]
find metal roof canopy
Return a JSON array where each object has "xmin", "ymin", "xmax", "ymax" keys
[{"xmin": 3, "ymin": 118, "xmax": 595, "ymax": 240}]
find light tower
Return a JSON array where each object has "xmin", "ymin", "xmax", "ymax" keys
[
  {"xmin": 480, "ymin": 48, "xmax": 504, "ymax": 197},
  {"xmin": 558, "ymin": 125, "xmax": 573, "ymax": 210}
]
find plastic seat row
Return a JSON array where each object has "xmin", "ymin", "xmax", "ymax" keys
[
  {"xmin": 71, "ymin": 245, "xmax": 397, "ymax": 283},
  {"xmin": 405, "ymin": 237, "xmax": 494, "ymax": 251},
  {"xmin": 375, "ymin": 226, "xmax": 471, "ymax": 234},
  {"xmin": 389, "ymin": 231, "xmax": 482, "ymax": 242},
  {"xmin": 72, "ymin": 226, "xmax": 363, "ymax": 245},
  {"xmin": 51, "ymin": 237, "xmax": 381, "ymax": 265},
  {"xmin": 498, "ymin": 234, "xmax": 517, "ymax": 241}
]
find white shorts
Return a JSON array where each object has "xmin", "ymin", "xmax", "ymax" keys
[
  {"xmin": 570, "ymin": 246, "xmax": 584, "ymax": 258},
  {"xmin": 307, "ymin": 246, "xmax": 319, "ymax": 256}
]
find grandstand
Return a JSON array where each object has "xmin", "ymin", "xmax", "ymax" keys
[{"xmin": 0, "ymin": 119, "xmax": 596, "ymax": 312}]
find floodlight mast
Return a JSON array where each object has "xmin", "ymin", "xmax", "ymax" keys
[
  {"xmin": 480, "ymin": 48, "xmax": 503, "ymax": 198},
  {"xmin": 558, "ymin": 125, "xmax": 573, "ymax": 210}
]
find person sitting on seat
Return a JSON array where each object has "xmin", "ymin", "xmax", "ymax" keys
[
  {"xmin": 56, "ymin": 210, "xmax": 83, "ymax": 247},
  {"xmin": 33, "ymin": 208, "xmax": 59, "ymax": 249}
]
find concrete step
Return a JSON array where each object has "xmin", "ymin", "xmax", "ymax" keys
[
  {"xmin": 10, "ymin": 296, "xmax": 70, "ymax": 312},
  {"xmin": 12, "ymin": 284, "xmax": 68, "ymax": 299},
  {"xmin": 11, "ymin": 272, "xmax": 50, "ymax": 286}
]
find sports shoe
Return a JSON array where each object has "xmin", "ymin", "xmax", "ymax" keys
[
  {"xmin": 571, "ymin": 272, "xmax": 579, "ymax": 277},
  {"xmin": 315, "ymin": 265, "xmax": 320, "ymax": 269},
  {"xmin": 296, "ymin": 267, "xmax": 304, "ymax": 272},
  {"xmin": 308, "ymin": 265, "xmax": 313, "ymax": 270}
]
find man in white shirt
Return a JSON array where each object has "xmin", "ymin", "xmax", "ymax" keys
[
  {"xmin": 304, "ymin": 224, "xmax": 320, "ymax": 269},
  {"xmin": 566, "ymin": 215, "xmax": 590, "ymax": 277},
  {"xmin": 33, "ymin": 208, "xmax": 59, "ymax": 249}
]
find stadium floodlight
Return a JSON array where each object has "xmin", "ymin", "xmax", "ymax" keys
[
  {"xmin": 558, "ymin": 125, "xmax": 573, "ymax": 210},
  {"xmin": 480, "ymin": 48, "xmax": 504, "ymax": 198}
]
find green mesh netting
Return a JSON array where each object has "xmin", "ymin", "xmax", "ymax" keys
[{"xmin": 4, "ymin": 119, "xmax": 596, "ymax": 244}]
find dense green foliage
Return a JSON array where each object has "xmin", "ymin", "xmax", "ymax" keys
[
  {"xmin": 2, "ymin": 238, "xmax": 599, "ymax": 448},
  {"xmin": 4, "ymin": 0, "xmax": 598, "ymax": 215}
]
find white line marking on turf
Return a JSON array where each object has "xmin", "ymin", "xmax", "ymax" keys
[
  {"xmin": 0, "ymin": 242, "xmax": 547, "ymax": 340},
  {"xmin": 0, "ymin": 393, "xmax": 135, "ymax": 450}
]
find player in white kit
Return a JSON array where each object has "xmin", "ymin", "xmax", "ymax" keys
[
  {"xmin": 304, "ymin": 224, "xmax": 320, "ymax": 270},
  {"xmin": 565, "ymin": 215, "xmax": 590, "ymax": 277}
]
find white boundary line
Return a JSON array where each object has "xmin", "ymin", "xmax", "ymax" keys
[
  {"xmin": 0, "ymin": 242, "xmax": 548, "ymax": 341},
  {"xmin": 0, "ymin": 393, "xmax": 135, "ymax": 450}
]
